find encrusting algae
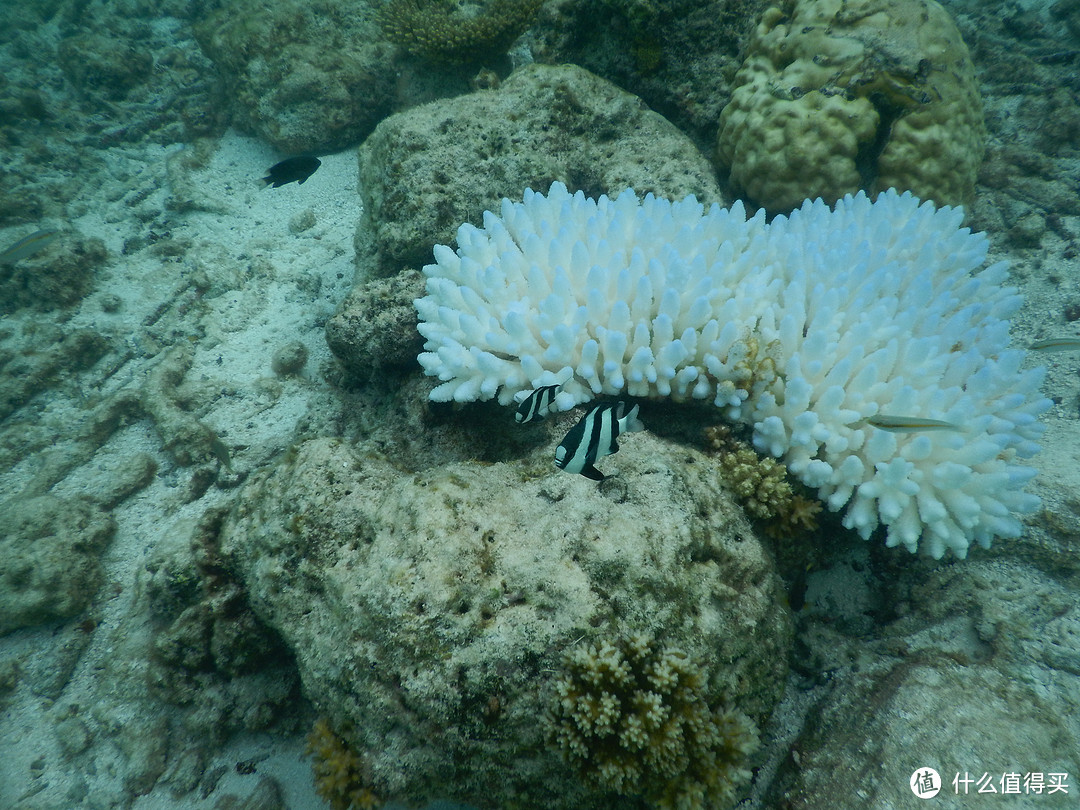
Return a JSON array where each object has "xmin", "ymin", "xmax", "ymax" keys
[
  {"xmin": 307, "ymin": 718, "xmax": 381, "ymax": 810},
  {"xmin": 550, "ymin": 634, "xmax": 759, "ymax": 810}
]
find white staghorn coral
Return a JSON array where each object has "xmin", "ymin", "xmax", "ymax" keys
[{"xmin": 414, "ymin": 182, "xmax": 1050, "ymax": 558}]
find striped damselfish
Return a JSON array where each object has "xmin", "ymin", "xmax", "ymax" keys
[
  {"xmin": 515, "ymin": 385, "xmax": 561, "ymax": 423},
  {"xmin": 554, "ymin": 401, "xmax": 644, "ymax": 481}
]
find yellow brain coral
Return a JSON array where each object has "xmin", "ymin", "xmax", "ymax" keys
[
  {"xmin": 716, "ymin": 0, "xmax": 985, "ymax": 212},
  {"xmin": 550, "ymin": 635, "xmax": 759, "ymax": 810}
]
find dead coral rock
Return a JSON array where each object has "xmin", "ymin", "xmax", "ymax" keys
[
  {"xmin": 142, "ymin": 344, "xmax": 224, "ymax": 469},
  {"xmin": 0, "ymin": 232, "xmax": 108, "ymax": 313},
  {"xmin": 57, "ymin": 32, "xmax": 153, "ymax": 100},
  {"xmin": 193, "ymin": 0, "xmax": 398, "ymax": 153},
  {"xmin": 0, "ymin": 495, "xmax": 115, "ymax": 636},
  {"xmin": 324, "ymin": 268, "xmax": 425, "ymax": 379},
  {"xmin": 0, "ymin": 327, "xmax": 109, "ymax": 420},
  {"xmin": 220, "ymin": 435, "xmax": 791, "ymax": 808},
  {"xmin": 146, "ymin": 508, "xmax": 299, "ymax": 747},
  {"xmin": 357, "ymin": 61, "xmax": 725, "ymax": 276},
  {"xmin": 530, "ymin": 0, "xmax": 770, "ymax": 149}
]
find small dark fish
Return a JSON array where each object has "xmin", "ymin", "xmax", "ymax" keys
[
  {"xmin": 209, "ymin": 434, "xmax": 232, "ymax": 472},
  {"xmin": 515, "ymin": 385, "xmax": 561, "ymax": 423},
  {"xmin": 262, "ymin": 156, "xmax": 321, "ymax": 188},
  {"xmin": 0, "ymin": 228, "xmax": 59, "ymax": 264},
  {"xmin": 555, "ymin": 401, "xmax": 644, "ymax": 481}
]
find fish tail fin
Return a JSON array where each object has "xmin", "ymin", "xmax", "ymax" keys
[{"xmin": 621, "ymin": 403, "xmax": 645, "ymax": 433}]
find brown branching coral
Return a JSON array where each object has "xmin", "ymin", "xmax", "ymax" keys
[
  {"xmin": 550, "ymin": 634, "xmax": 759, "ymax": 810},
  {"xmin": 704, "ymin": 424, "xmax": 820, "ymax": 537},
  {"xmin": 378, "ymin": 0, "xmax": 545, "ymax": 63},
  {"xmin": 307, "ymin": 718, "xmax": 381, "ymax": 810}
]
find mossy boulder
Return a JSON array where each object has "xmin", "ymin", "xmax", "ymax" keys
[
  {"xmin": 220, "ymin": 435, "xmax": 792, "ymax": 808},
  {"xmin": 0, "ymin": 495, "xmax": 115, "ymax": 635}
]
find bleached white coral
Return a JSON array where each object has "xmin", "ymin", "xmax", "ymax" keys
[{"xmin": 414, "ymin": 182, "xmax": 1050, "ymax": 558}]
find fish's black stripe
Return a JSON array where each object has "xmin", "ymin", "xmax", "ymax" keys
[{"xmin": 583, "ymin": 404, "xmax": 608, "ymax": 468}]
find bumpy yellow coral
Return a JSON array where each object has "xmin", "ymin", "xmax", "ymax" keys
[
  {"xmin": 550, "ymin": 635, "xmax": 759, "ymax": 810},
  {"xmin": 705, "ymin": 425, "xmax": 820, "ymax": 537},
  {"xmin": 306, "ymin": 718, "xmax": 381, "ymax": 810},
  {"xmin": 717, "ymin": 0, "xmax": 985, "ymax": 212}
]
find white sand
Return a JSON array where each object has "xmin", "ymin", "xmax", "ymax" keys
[{"xmin": 1, "ymin": 129, "xmax": 358, "ymax": 809}]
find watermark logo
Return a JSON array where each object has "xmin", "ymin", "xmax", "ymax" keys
[
  {"xmin": 907, "ymin": 769, "xmax": 1070, "ymax": 799},
  {"xmin": 911, "ymin": 768, "xmax": 942, "ymax": 799}
]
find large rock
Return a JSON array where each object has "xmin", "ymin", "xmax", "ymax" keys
[
  {"xmin": 356, "ymin": 62, "xmax": 725, "ymax": 276},
  {"xmin": 193, "ymin": 0, "xmax": 398, "ymax": 153},
  {"xmin": 220, "ymin": 434, "xmax": 792, "ymax": 808},
  {"xmin": 0, "ymin": 495, "xmax": 115, "ymax": 635}
]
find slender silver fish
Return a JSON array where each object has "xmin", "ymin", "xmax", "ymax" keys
[
  {"xmin": 867, "ymin": 414, "xmax": 960, "ymax": 433},
  {"xmin": 1029, "ymin": 337, "xmax": 1080, "ymax": 353},
  {"xmin": 0, "ymin": 228, "xmax": 59, "ymax": 265}
]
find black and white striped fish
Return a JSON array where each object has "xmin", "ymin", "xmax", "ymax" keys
[
  {"xmin": 515, "ymin": 385, "xmax": 561, "ymax": 423},
  {"xmin": 554, "ymin": 401, "xmax": 644, "ymax": 481}
]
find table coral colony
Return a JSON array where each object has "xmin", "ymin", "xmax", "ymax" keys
[{"xmin": 414, "ymin": 182, "xmax": 1051, "ymax": 559}]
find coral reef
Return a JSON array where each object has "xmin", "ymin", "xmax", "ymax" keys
[
  {"xmin": 307, "ymin": 718, "xmax": 381, "ymax": 810},
  {"xmin": 219, "ymin": 436, "xmax": 791, "ymax": 808},
  {"xmin": 379, "ymin": 0, "xmax": 545, "ymax": 63},
  {"xmin": 551, "ymin": 634, "xmax": 759, "ymax": 809},
  {"xmin": 717, "ymin": 0, "xmax": 985, "ymax": 211},
  {"xmin": 414, "ymin": 181, "xmax": 1049, "ymax": 557}
]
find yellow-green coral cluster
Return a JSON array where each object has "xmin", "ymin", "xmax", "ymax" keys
[
  {"xmin": 717, "ymin": 0, "xmax": 985, "ymax": 212},
  {"xmin": 378, "ymin": 0, "xmax": 545, "ymax": 63},
  {"xmin": 550, "ymin": 635, "xmax": 759, "ymax": 810},
  {"xmin": 306, "ymin": 718, "xmax": 381, "ymax": 810},
  {"xmin": 705, "ymin": 426, "xmax": 820, "ymax": 537}
]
